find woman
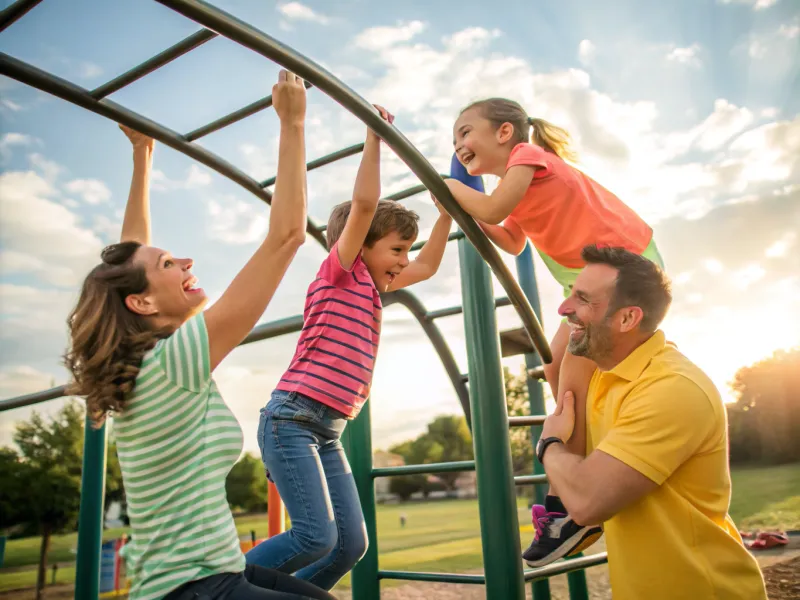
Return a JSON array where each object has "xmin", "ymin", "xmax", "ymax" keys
[{"xmin": 65, "ymin": 71, "xmax": 335, "ymax": 600}]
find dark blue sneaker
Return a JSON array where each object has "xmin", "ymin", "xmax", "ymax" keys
[{"xmin": 522, "ymin": 502, "xmax": 603, "ymax": 568}]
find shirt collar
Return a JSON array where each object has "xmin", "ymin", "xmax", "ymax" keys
[{"xmin": 606, "ymin": 330, "xmax": 666, "ymax": 382}]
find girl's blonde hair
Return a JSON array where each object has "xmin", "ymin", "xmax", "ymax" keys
[{"xmin": 460, "ymin": 98, "xmax": 578, "ymax": 163}]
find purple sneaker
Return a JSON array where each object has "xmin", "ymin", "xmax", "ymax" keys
[{"xmin": 522, "ymin": 504, "xmax": 603, "ymax": 568}]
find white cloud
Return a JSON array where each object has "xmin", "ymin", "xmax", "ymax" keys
[
  {"xmin": 717, "ymin": 0, "xmax": 779, "ymax": 9},
  {"xmin": 666, "ymin": 43, "xmax": 702, "ymax": 67},
  {"xmin": 731, "ymin": 263, "xmax": 766, "ymax": 289},
  {"xmin": 0, "ymin": 283, "xmax": 78, "ymax": 333},
  {"xmin": 28, "ymin": 152, "xmax": 63, "ymax": 182},
  {"xmin": 0, "ymin": 250, "xmax": 78, "ymax": 287},
  {"xmin": 354, "ymin": 20, "xmax": 426, "ymax": 51},
  {"xmin": 277, "ymin": 2, "xmax": 329, "ymax": 24},
  {"xmin": 205, "ymin": 195, "xmax": 269, "ymax": 244},
  {"xmin": 703, "ymin": 258, "xmax": 725, "ymax": 274},
  {"xmin": 779, "ymin": 23, "xmax": 799, "ymax": 39},
  {"xmin": 689, "ymin": 99, "xmax": 754, "ymax": 151},
  {"xmin": 578, "ymin": 39, "xmax": 596, "ymax": 65},
  {"xmin": 151, "ymin": 164, "xmax": 213, "ymax": 192},
  {"xmin": 65, "ymin": 178, "xmax": 111, "ymax": 205},
  {"xmin": 1, "ymin": 98, "xmax": 23, "ymax": 112},
  {"xmin": 748, "ymin": 39, "xmax": 768, "ymax": 58},
  {"xmin": 765, "ymin": 231, "xmax": 797, "ymax": 258},
  {"xmin": 0, "ymin": 169, "xmax": 103, "ymax": 284},
  {"xmin": 0, "ymin": 133, "xmax": 34, "ymax": 159},
  {"xmin": 760, "ymin": 107, "xmax": 779, "ymax": 119},
  {"xmin": 78, "ymin": 62, "xmax": 103, "ymax": 79}
]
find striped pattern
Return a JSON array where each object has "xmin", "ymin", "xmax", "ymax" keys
[
  {"xmin": 114, "ymin": 314, "xmax": 245, "ymax": 600},
  {"xmin": 277, "ymin": 244, "xmax": 381, "ymax": 417}
]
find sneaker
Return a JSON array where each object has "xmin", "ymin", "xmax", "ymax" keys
[{"xmin": 522, "ymin": 504, "xmax": 603, "ymax": 568}]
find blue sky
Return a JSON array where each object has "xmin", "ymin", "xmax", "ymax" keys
[{"xmin": 1, "ymin": 0, "xmax": 798, "ymax": 453}]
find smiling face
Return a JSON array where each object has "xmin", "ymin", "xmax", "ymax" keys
[
  {"xmin": 452, "ymin": 108, "xmax": 514, "ymax": 177},
  {"xmin": 558, "ymin": 263, "xmax": 621, "ymax": 362},
  {"xmin": 361, "ymin": 230, "xmax": 416, "ymax": 292},
  {"xmin": 124, "ymin": 245, "xmax": 207, "ymax": 327}
]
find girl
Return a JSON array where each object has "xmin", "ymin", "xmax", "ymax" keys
[
  {"xmin": 445, "ymin": 98, "xmax": 665, "ymax": 567},
  {"xmin": 65, "ymin": 71, "xmax": 335, "ymax": 600}
]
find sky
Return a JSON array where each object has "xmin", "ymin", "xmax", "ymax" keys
[{"xmin": 1, "ymin": 0, "xmax": 798, "ymax": 455}]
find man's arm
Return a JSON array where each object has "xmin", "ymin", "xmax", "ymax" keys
[
  {"xmin": 389, "ymin": 204, "xmax": 453, "ymax": 290},
  {"xmin": 542, "ymin": 443, "xmax": 658, "ymax": 525},
  {"xmin": 444, "ymin": 165, "xmax": 536, "ymax": 225}
]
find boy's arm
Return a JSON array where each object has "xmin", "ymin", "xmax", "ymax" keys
[
  {"xmin": 444, "ymin": 165, "xmax": 536, "ymax": 225},
  {"xmin": 336, "ymin": 105, "xmax": 394, "ymax": 270},
  {"xmin": 479, "ymin": 218, "xmax": 527, "ymax": 255},
  {"xmin": 388, "ymin": 202, "xmax": 453, "ymax": 290}
]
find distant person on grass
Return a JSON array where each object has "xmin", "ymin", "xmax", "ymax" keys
[{"xmin": 536, "ymin": 246, "xmax": 767, "ymax": 600}]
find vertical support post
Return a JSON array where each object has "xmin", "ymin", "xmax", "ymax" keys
[
  {"xmin": 342, "ymin": 400, "xmax": 379, "ymax": 600},
  {"xmin": 267, "ymin": 482, "xmax": 285, "ymax": 537},
  {"xmin": 74, "ymin": 417, "xmax": 107, "ymax": 600},
  {"xmin": 452, "ymin": 154, "xmax": 524, "ymax": 600},
  {"xmin": 515, "ymin": 243, "xmax": 551, "ymax": 600}
]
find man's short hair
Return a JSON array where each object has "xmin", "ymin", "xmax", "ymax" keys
[
  {"xmin": 581, "ymin": 245, "xmax": 672, "ymax": 332},
  {"xmin": 326, "ymin": 200, "xmax": 420, "ymax": 250}
]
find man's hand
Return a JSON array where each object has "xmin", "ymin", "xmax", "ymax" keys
[
  {"xmin": 542, "ymin": 391, "xmax": 576, "ymax": 443},
  {"xmin": 273, "ymin": 70, "xmax": 307, "ymax": 126},
  {"xmin": 119, "ymin": 125, "xmax": 154, "ymax": 153}
]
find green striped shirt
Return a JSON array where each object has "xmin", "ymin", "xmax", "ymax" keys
[{"xmin": 115, "ymin": 313, "xmax": 246, "ymax": 600}]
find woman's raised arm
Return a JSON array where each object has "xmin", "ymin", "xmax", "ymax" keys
[{"xmin": 119, "ymin": 125, "xmax": 155, "ymax": 245}]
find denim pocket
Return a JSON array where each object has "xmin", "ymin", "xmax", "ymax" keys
[{"xmin": 270, "ymin": 392, "xmax": 321, "ymax": 424}]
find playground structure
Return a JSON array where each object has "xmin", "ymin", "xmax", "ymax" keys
[{"xmin": 0, "ymin": 0, "xmax": 609, "ymax": 598}]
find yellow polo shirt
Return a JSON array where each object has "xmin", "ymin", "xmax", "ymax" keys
[{"xmin": 586, "ymin": 330, "xmax": 766, "ymax": 600}]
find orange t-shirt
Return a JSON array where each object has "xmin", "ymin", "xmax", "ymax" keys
[{"xmin": 506, "ymin": 143, "xmax": 652, "ymax": 268}]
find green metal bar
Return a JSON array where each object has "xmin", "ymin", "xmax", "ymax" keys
[
  {"xmin": 459, "ymin": 228, "xmax": 525, "ymax": 600},
  {"xmin": 74, "ymin": 418, "xmax": 108, "ymax": 600},
  {"xmin": 378, "ymin": 571, "xmax": 486, "ymax": 584},
  {"xmin": 524, "ymin": 553, "xmax": 608, "ymax": 581},
  {"xmin": 515, "ymin": 243, "xmax": 552, "ymax": 599},
  {"xmin": 371, "ymin": 460, "xmax": 475, "ymax": 478},
  {"xmin": 425, "ymin": 296, "xmax": 510, "ymax": 321},
  {"xmin": 514, "ymin": 474, "xmax": 548, "ymax": 485},
  {"xmin": 259, "ymin": 143, "xmax": 364, "ymax": 188},
  {"xmin": 342, "ymin": 402, "xmax": 379, "ymax": 599},
  {"xmin": 410, "ymin": 230, "xmax": 463, "ymax": 253},
  {"xmin": 0, "ymin": 0, "xmax": 43, "ymax": 33}
]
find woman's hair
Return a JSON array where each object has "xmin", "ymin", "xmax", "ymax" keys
[
  {"xmin": 460, "ymin": 98, "xmax": 578, "ymax": 163},
  {"xmin": 64, "ymin": 241, "xmax": 166, "ymax": 426}
]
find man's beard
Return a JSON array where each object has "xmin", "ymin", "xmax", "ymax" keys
[{"xmin": 567, "ymin": 318, "xmax": 613, "ymax": 361}]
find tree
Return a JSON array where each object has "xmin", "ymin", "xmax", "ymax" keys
[
  {"xmin": 0, "ymin": 448, "xmax": 28, "ymax": 533},
  {"xmin": 226, "ymin": 452, "xmax": 268, "ymax": 513},
  {"xmin": 7, "ymin": 400, "xmax": 120, "ymax": 599},
  {"xmin": 423, "ymin": 416, "xmax": 473, "ymax": 490},
  {"xmin": 728, "ymin": 348, "xmax": 800, "ymax": 465},
  {"xmin": 388, "ymin": 475, "xmax": 425, "ymax": 501}
]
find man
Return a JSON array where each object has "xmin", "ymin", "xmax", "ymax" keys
[{"xmin": 537, "ymin": 245, "xmax": 767, "ymax": 600}]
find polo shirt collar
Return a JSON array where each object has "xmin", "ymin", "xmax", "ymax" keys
[{"xmin": 607, "ymin": 330, "xmax": 666, "ymax": 382}]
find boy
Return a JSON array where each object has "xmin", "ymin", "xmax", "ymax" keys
[{"xmin": 245, "ymin": 106, "xmax": 453, "ymax": 591}]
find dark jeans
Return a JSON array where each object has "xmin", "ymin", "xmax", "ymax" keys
[{"xmin": 163, "ymin": 564, "xmax": 336, "ymax": 600}]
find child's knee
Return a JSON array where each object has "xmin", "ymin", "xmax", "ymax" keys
[
  {"xmin": 336, "ymin": 528, "xmax": 368, "ymax": 570},
  {"xmin": 297, "ymin": 522, "xmax": 338, "ymax": 562}
]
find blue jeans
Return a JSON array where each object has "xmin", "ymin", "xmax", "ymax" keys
[{"xmin": 245, "ymin": 390, "xmax": 368, "ymax": 591}]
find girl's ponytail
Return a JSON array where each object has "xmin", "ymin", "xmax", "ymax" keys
[{"xmin": 529, "ymin": 117, "xmax": 578, "ymax": 163}]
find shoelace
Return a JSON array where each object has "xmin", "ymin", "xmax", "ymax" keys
[{"xmin": 532, "ymin": 509, "xmax": 567, "ymax": 539}]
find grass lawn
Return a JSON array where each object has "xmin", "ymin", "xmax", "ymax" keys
[{"xmin": 2, "ymin": 461, "xmax": 798, "ymax": 592}]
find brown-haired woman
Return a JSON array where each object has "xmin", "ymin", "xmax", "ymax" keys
[{"xmin": 64, "ymin": 71, "xmax": 335, "ymax": 600}]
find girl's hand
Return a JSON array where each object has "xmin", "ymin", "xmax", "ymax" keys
[
  {"xmin": 431, "ymin": 194, "xmax": 452, "ymax": 219},
  {"xmin": 368, "ymin": 104, "xmax": 394, "ymax": 140},
  {"xmin": 273, "ymin": 70, "xmax": 307, "ymax": 126},
  {"xmin": 119, "ymin": 125, "xmax": 154, "ymax": 153}
]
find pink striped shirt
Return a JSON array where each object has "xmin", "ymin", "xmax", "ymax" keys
[{"xmin": 276, "ymin": 243, "xmax": 381, "ymax": 418}]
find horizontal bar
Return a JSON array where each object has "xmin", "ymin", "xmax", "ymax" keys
[
  {"xmin": 0, "ymin": 385, "xmax": 68, "ymax": 412},
  {"xmin": 378, "ymin": 570, "xmax": 485, "ymax": 585},
  {"xmin": 524, "ymin": 553, "xmax": 608, "ymax": 581},
  {"xmin": 409, "ymin": 230, "xmax": 464, "ymax": 253},
  {"xmin": 528, "ymin": 365, "xmax": 546, "ymax": 380},
  {"xmin": 156, "ymin": 0, "xmax": 553, "ymax": 366},
  {"xmin": 184, "ymin": 79, "xmax": 313, "ymax": 142},
  {"xmin": 514, "ymin": 474, "xmax": 548, "ymax": 485},
  {"xmin": 508, "ymin": 415, "xmax": 545, "ymax": 427},
  {"xmin": 371, "ymin": 460, "xmax": 475, "ymax": 478},
  {"xmin": 90, "ymin": 29, "xmax": 217, "ymax": 99},
  {"xmin": 260, "ymin": 142, "xmax": 364, "ymax": 188},
  {"xmin": 0, "ymin": 52, "xmax": 327, "ymax": 248},
  {"xmin": 424, "ymin": 295, "xmax": 510, "ymax": 321},
  {"xmin": 0, "ymin": 0, "xmax": 43, "ymax": 33}
]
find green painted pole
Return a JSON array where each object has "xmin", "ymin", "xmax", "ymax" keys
[
  {"xmin": 342, "ymin": 400, "xmax": 380, "ymax": 600},
  {"xmin": 458, "ymin": 232, "xmax": 525, "ymax": 600},
  {"xmin": 74, "ymin": 417, "xmax": 107, "ymax": 600},
  {"xmin": 515, "ymin": 244, "xmax": 551, "ymax": 600}
]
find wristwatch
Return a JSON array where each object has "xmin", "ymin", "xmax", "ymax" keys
[{"xmin": 536, "ymin": 436, "xmax": 564, "ymax": 464}]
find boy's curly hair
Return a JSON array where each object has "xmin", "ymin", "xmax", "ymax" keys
[{"xmin": 326, "ymin": 200, "xmax": 419, "ymax": 250}]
